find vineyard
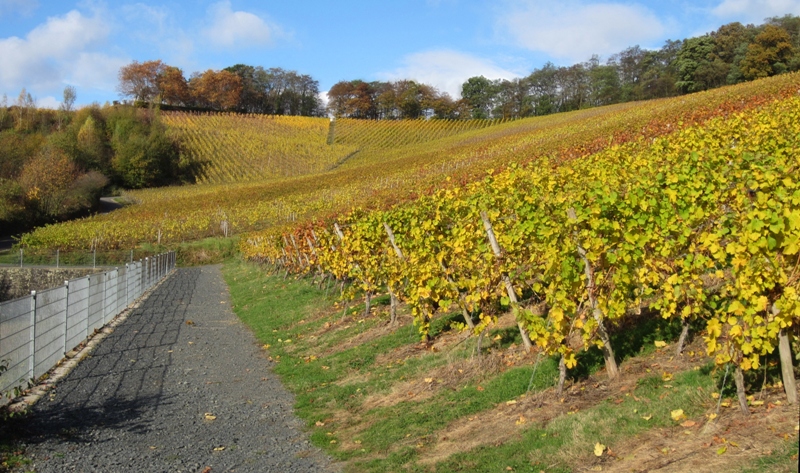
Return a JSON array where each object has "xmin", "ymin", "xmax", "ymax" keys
[
  {"xmin": 242, "ymin": 86, "xmax": 800, "ymax": 410},
  {"xmin": 11, "ymin": 73, "xmax": 800, "ymax": 471},
  {"xmin": 160, "ymin": 112, "xmax": 509, "ymax": 183},
  {"xmin": 19, "ymin": 74, "xmax": 799, "ymax": 252},
  {"xmin": 160, "ymin": 112, "xmax": 355, "ymax": 183}
]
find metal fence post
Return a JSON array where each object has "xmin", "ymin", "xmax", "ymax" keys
[
  {"xmin": 28, "ymin": 291, "xmax": 36, "ymax": 382},
  {"xmin": 63, "ymin": 280, "xmax": 69, "ymax": 356},
  {"xmin": 124, "ymin": 263, "xmax": 129, "ymax": 306},
  {"xmin": 86, "ymin": 276, "xmax": 91, "ymax": 340}
]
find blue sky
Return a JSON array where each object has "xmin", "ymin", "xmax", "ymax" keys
[{"xmin": 2, "ymin": 0, "xmax": 799, "ymax": 108}]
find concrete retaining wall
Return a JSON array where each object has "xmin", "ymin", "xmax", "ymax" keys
[{"xmin": 0, "ymin": 268, "xmax": 106, "ymax": 303}]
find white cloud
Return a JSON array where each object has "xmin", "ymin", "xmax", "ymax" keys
[
  {"xmin": 203, "ymin": 1, "xmax": 284, "ymax": 48},
  {"xmin": 70, "ymin": 52, "xmax": 128, "ymax": 91},
  {"xmin": 37, "ymin": 95, "xmax": 61, "ymax": 110},
  {"xmin": 377, "ymin": 49, "xmax": 520, "ymax": 99},
  {"xmin": 499, "ymin": 1, "xmax": 666, "ymax": 62},
  {"xmin": 0, "ymin": 9, "xmax": 120, "ymax": 93},
  {"xmin": 712, "ymin": 0, "xmax": 800, "ymax": 22}
]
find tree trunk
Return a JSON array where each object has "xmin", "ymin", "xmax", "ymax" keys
[
  {"xmin": 576, "ymin": 246, "xmax": 618, "ymax": 378},
  {"xmin": 568, "ymin": 207, "xmax": 618, "ymax": 379},
  {"xmin": 676, "ymin": 318, "xmax": 690, "ymax": 356},
  {"xmin": 734, "ymin": 365, "xmax": 750, "ymax": 416},
  {"xmin": 475, "ymin": 329, "xmax": 486, "ymax": 358},
  {"xmin": 778, "ymin": 328, "xmax": 797, "ymax": 405},
  {"xmin": 364, "ymin": 291, "xmax": 372, "ymax": 317},
  {"xmin": 593, "ymin": 309, "xmax": 619, "ymax": 380},
  {"xmin": 480, "ymin": 211, "xmax": 533, "ymax": 352},
  {"xmin": 439, "ymin": 260, "xmax": 476, "ymax": 330},
  {"xmin": 557, "ymin": 354, "xmax": 567, "ymax": 397},
  {"xmin": 460, "ymin": 302, "xmax": 476, "ymax": 330}
]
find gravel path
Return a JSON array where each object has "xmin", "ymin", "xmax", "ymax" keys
[{"xmin": 12, "ymin": 266, "xmax": 339, "ymax": 473}]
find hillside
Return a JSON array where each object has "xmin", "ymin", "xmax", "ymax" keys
[
  {"xmin": 8, "ymin": 73, "xmax": 800, "ymax": 473},
  {"xmin": 19, "ymin": 73, "xmax": 799, "ymax": 251}
]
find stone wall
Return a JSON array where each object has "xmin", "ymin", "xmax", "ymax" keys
[{"xmin": 0, "ymin": 268, "xmax": 106, "ymax": 303}]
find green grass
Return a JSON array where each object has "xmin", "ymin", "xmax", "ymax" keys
[
  {"xmin": 739, "ymin": 437, "xmax": 799, "ymax": 473},
  {"xmin": 223, "ymin": 260, "xmax": 798, "ymax": 473}
]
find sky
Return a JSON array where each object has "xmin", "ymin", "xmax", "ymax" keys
[{"xmin": 1, "ymin": 0, "xmax": 799, "ymax": 109}]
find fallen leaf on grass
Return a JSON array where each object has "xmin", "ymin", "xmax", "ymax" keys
[
  {"xmin": 654, "ymin": 341, "xmax": 667, "ymax": 348},
  {"xmin": 681, "ymin": 420, "xmax": 696, "ymax": 427},
  {"xmin": 641, "ymin": 414, "xmax": 652, "ymax": 421},
  {"xmin": 671, "ymin": 409, "xmax": 686, "ymax": 421},
  {"xmin": 594, "ymin": 442, "xmax": 606, "ymax": 457},
  {"xmin": 315, "ymin": 421, "xmax": 325, "ymax": 426}
]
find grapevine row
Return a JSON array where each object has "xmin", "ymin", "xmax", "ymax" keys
[{"xmin": 245, "ymin": 93, "xmax": 799, "ymax": 410}]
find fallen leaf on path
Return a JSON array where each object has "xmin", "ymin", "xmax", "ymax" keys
[
  {"xmin": 680, "ymin": 420, "xmax": 696, "ymax": 427},
  {"xmin": 213, "ymin": 446, "xmax": 225, "ymax": 451}
]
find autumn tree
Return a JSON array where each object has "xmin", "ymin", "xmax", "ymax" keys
[
  {"xmin": 118, "ymin": 60, "xmax": 167, "ymax": 102},
  {"xmin": 189, "ymin": 69, "xmax": 242, "ymax": 110},
  {"xmin": 19, "ymin": 146, "xmax": 80, "ymax": 218},
  {"xmin": 156, "ymin": 66, "xmax": 190, "ymax": 106},
  {"xmin": 13, "ymin": 88, "xmax": 36, "ymax": 132},
  {"xmin": 740, "ymin": 24, "xmax": 796, "ymax": 79}
]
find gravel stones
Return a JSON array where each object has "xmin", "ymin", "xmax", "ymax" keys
[{"xmin": 15, "ymin": 266, "xmax": 339, "ymax": 473}]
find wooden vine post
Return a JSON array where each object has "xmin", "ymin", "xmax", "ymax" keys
[
  {"xmin": 289, "ymin": 234, "xmax": 308, "ymax": 269},
  {"xmin": 676, "ymin": 318, "xmax": 691, "ymax": 356},
  {"xmin": 773, "ymin": 304, "xmax": 797, "ymax": 405},
  {"xmin": 734, "ymin": 362, "xmax": 750, "ymax": 416},
  {"xmin": 382, "ymin": 222, "xmax": 404, "ymax": 326},
  {"xmin": 567, "ymin": 207, "xmax": 620, "ymax": 380},
  {"xmin": 480, "ymin": 211, "xmax": 533, "ymax": 352}
]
